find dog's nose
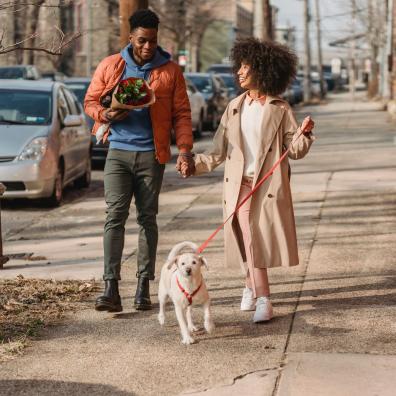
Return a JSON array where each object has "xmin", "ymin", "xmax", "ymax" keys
[{"xmin": 186, "ymin": 268, "xmax": 192, "ymax": 275}]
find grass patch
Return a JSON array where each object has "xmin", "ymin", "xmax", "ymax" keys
[{"xmin": 0, "ymin": 275, "xmax": 97, "ymax": 361}]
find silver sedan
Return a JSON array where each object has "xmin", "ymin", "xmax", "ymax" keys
[{"xmin": 0, "ymin": 80, "xmax": 92, "ymax": 206}]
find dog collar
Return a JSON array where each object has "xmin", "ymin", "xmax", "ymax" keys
[{"xmin": 176, "ymin": 277, "xmax": 202, "ymax": 305}]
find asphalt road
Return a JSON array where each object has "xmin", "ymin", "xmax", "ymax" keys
[{"xmin": 0, "ymin": 131, "xmax": 215, "ymax": 240}]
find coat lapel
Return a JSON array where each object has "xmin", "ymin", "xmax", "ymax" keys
[
  {"xmin": 227, "ymin": 92, "xmax": 248, "ymax": 153},
  {"xmin": 253, "ymin": 97, "xmax": 286, "ymax": 186}
]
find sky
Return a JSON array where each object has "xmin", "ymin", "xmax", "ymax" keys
[{"xmin": 272, "ymin": 0, "xmax": 358, "ymax": 63}]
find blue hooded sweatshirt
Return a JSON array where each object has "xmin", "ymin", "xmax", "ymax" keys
[{"xmin": 108, "ymin": 44, "xmax": 171, "ymax": 151}]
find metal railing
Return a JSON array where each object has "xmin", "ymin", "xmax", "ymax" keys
[{"xmin": 0, "ymin": 183, "xmax": 9, "ymax": 269}]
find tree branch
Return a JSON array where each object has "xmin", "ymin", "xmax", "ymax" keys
[{"xmin": 0, "ymin": 30, "xmax": 82, "ymax": 55}]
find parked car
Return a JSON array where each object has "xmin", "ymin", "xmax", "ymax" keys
[
  {"xmin": 64, "ymin": 77, "xmax": 108, "ymax": 163},
  {"xmin": 297, "ymin": 72, "xmax": 327, "ymax": 99},
  {"xmin": 217, "ymin": 73, "xmax": 242, "ymax": 100},
  {"xmin": 207, "ymin": 63, "xmax": 233, "ymax": 74},
  {"xmin": 281, "ymin": 86, "xmax": 296, "ymax": 105},
  {"xmin": 291, "ymin": 79, "xmax": 303, "ymax": 103},
  {"xmin": 311, "ymin": 72, "xmax": 328, "ymax": 98},
  {"xmin": 185, "ymin": 77, "xmax": 207, "ymax": 138},
  {"xmin": 184, "ymin": 73, "xmax": 229, "ymax": 131},
  {"xmin": 0, "ymin": 65, "xmax": 41, "ymax": 80},
  {"xmin": 0, "ymin": 80, "xmax": 92, "ymax": 205},
  {"xmin": 41, "ymin": 71, "xmax": 68, "ymax": 82}
]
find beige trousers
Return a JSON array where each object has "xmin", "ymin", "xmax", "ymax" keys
[{"xmin": 236, "ymin": 179, "xmax": 270, "ymax": 298}]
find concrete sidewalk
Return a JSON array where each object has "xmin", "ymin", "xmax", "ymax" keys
[{"xmin": 1, "ymin": 92, "xmax": 395, "ymax": 395}]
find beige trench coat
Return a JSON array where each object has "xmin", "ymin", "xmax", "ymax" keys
[{"xmin": 195, "ymin": 92, "xmax": 314, "ymax": 270}]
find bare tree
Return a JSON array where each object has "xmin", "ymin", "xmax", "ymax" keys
[
  {"xmin": 0, "ymin": 0, "xmax": 81, "ymax": 59},
  {"xmin": 150, "ymin": 0, "xmax": 221, "ymax": 70}
]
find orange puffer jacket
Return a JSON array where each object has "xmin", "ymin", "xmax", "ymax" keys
[{"xmin": 84, "ymin": 53, "xmax": 193, "ymax": 163}]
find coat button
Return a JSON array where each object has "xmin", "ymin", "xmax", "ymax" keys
[
  {"xmin": 225, "ymin": 178, "xmax": 229, "ymax": 182},
  {"xmin": 268, "ymin": 194, "xmax": 273, "ymax": 198},
  {"xmin": 224, "ymin": 200, "xmax": 226, "ymax": 205},
  {"xmin": 228, "ymin": 155, "xmax": 231, "ymax": 159}
]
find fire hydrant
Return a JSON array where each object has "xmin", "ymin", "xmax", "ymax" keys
[{"xmin": 0, "ymin": 183, "xmax": 9, "ymax": 269}]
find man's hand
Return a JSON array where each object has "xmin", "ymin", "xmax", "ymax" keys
[
  {"xmin": 176, "ymin": 153, "xmax": 195, "ymax": 178},
  {"xmin": 103, "ymin": 108, "xmax": 129, "ymax": 122},
  {"xmin": 301, "ymin": 116, "xmax": 315, "ymax": 134}
]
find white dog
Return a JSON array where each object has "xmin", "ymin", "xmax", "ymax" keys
[{"xmin": 158, "ymin": 241, "xmax": 215, "ymax": 345}]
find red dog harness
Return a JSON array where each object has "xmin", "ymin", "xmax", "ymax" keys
[{"xmin": 176, "ymin": 277, "xmax": 202, "ymax": 305}]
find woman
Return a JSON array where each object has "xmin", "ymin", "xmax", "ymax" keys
[{"xmin": 183, "ymin": 38, "xmax": 315, "ymax": 323}]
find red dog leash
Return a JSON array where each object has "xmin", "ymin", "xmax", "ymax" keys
[{"xmin": 196, "ymin": 130, "xmax": 306, "ymax": 254}]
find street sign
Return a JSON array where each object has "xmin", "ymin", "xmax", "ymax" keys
[{"xmin": 178, "ymin": 55, "xmax": 187, "ymax": 66}]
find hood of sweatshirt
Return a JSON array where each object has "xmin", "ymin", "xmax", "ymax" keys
[{"xmin": 120, "ymin": 44, "xmax": 171, "ymax": 73}]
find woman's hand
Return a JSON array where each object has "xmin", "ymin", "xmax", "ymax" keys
[{"xmin": 300, "ymin": 116, "xmax": 315, "ymax": 134}]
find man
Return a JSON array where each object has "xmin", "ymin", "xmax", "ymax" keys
[{"xmin": 85, "ymin": 9, "xmax": 194, "ymax": 312}]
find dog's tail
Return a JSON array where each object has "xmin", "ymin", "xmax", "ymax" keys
[{"xmin": 167, "ymin": 241, "xmax": 198, "ymax": 263}]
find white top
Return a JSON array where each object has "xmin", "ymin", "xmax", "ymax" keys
[{"xmin": 240, "ymin": 97, "xmax": 265, "ymax": 177}]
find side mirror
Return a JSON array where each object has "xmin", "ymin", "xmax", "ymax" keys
[{"xmin": 63, "ymin": 114, "xmax": 82, "ymax": 127}]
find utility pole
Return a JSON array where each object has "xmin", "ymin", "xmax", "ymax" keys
[
  {"xmin": 380, "ymin": 0, "xmax": 391, "ymax": 98},
  {"xmin": 303, "ymin": 0, "xmax": 312, "ymax": 102},
  {"xmin": 384, "ymin": 0, "xmax": 394, "ymax": 98},
  {"xmin": 119, "ymin": 0, "xmax": 149, "ymax": 48},
  {"xmin": 263, "ymin": 0, "xmax": 273, "ymax": 41},
  {"xmin": 254, "ymin": 0, "xmax": 273, "ymax": 40},
  {"xmin": 314, "ymin": 0, "xmax": 325, "ymax": 99},
  {"xmin": 350, "ymin": 0, "xmax": 357, "ymax": 100},
  {"xmin": 86, "ymin": 0, "xmax": 93, "ymax": 77},
  {"xmin": 254, "ymin": 0, "xmax": 264, "ymax": 39}
]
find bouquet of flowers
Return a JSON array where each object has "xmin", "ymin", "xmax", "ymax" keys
[
  {"xmin": 110, "ymin": 77, "xmax": 155, "ymax": 110},
  {"xmin": 95, "ymin": 77, "xmax": 155, "ymax": 144}
]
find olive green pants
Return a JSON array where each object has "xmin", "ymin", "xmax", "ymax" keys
[{"xmin": 103, "ymin": 149, "xmax": 165, "ymax": 281}]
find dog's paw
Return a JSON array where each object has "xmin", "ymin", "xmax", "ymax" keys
[
  {"xmin": 181, "ymin": 335, "xmax": 195, "ymax": 345},
  {"xmin": 204, "ymin": 320, "xmax": 215, "ymax": 334},
  {"xmin": 158, "ymin": 313, "xmax": 165, "ymax": 326},
  {"xmin": 188, "ymin": 324, "xmax": 199, "ymax": 332}
]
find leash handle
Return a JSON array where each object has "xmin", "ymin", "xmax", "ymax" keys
[{"xmin": 196, "ymin": 130, "xmax": 305, "ymax": 254}]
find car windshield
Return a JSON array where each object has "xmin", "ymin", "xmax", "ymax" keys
[
  {"xmin": 64, "ymin": 82, "xmax": 90, "ymax": 103},
  {"xmin": 0, "ymin": 89, "xmax": 52, "ymax": 125},
  {"xmin": 187, "ymin": 76, "xmax": 213, "ymax": 94},
  {"xmin": 0, "ymin": 68, "xmax": 24, "ymax": 79}
]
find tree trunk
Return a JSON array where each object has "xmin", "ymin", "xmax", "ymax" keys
[{"xmin": 22, "ymin": 1, "xmax": 45, "ymax": 64}]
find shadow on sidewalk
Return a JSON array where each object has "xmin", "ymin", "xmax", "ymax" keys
[{"xmin": 0, "ymin": 380, "xmax": 134, "ymax": 396}]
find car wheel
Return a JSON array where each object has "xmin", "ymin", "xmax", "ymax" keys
[
  {"xmin": 74, "ymin": 158, "xmax": 91, "ymax": 189},
  {"xmin": 194, "ymin": 111, "xmax": 203, "ymax": 139},
  {"xmin": 46, "ymin": 163, "xmax": 63, "ymax": 207}
]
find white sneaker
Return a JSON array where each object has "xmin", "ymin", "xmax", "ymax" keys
[
  {"xmin": 253, "ymin": 297, "xmax": 273, "ymax": 323},
  {"xmin": 240, "ymin": 287, "xmax": 256, "ymax": 311}
]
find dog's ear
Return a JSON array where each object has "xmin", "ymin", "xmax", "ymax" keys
[
  {"xmin": 166, "ymin": 256, "xmax": 179, "ymax": 270},
  {"xmin": 199, "ymin": 256, "xmax": 208, "ymax": 270}
]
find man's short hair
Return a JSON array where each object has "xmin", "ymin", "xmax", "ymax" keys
[{"xmin": 129, "ymin": 9, "xmax": 160, "ymax": 31}]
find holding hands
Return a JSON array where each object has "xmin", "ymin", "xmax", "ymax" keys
[{"xmin": 176, "ymin": 152, "xmax": 195, "ymax": 178}]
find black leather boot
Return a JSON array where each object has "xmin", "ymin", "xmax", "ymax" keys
[
  {"xmin": 95, "ymin": 280, "xmax": 123, "ymax": 312},
  {"xmin": 134, "ymin": 277, "xmax": 152, "ymax": 310}
]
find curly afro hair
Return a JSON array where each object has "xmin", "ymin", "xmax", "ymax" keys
[
  {"xmin": 129, "ymin": 9, "xmax": 160, "ymax": 31},
  {"xmin": 230, "ymin": 38, "xmax": 297, "ymax": 96}
]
